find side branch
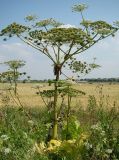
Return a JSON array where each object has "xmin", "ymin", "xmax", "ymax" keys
[{"xmin": 18, "ymin": 35, "xmax": 56, "ymax": 63}]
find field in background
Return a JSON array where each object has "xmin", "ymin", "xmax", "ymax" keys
[{"xmin": 0, "ymin": 82, "xmax": 119, "ymax": 108}]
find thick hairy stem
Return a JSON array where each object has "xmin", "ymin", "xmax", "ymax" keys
[{"xmin": 52, "ymin": 65, "xmax": 61, "ymax": 139}]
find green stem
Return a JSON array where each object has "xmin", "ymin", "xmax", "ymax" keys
[
  {"xmin": 66, "ymin": 86, "xmax": 71, "ymax": 140},
  {"xmin": 52, "ymin": 66, "xmax": 60, "ymax": 139}
]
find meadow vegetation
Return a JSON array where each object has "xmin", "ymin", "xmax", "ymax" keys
[{"xmin": 0, "ymin": 2, "xmax": 119, "ymax": 160}]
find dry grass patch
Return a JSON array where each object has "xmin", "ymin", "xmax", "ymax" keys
[{"xmin": 0, "ymin": 82, "xmax": 119, "ymax": 108}]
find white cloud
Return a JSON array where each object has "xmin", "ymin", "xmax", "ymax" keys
[
  {"xmin": 0, "ymin": 43, "xmax": 30, "ymax": 57},
  {"xmin": 0, "ymin": 42, "xmax": 53, "ymax": 79},
  {"xmin": 58, "ymin": 24, "xmax": 76, "ymax": 28}
]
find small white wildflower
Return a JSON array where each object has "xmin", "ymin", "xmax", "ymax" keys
[
  {"xmin": 101, "ymin": 130, "xmax": 105, "ymax": 136},
  {"xmin": 1, "ymin": 135, "xmax": 9, "ymax": 141},
  {"xmin": 106, "ymin": 149, "xmax": 113, "ymax": 154},
  {"xmin": 28, "ymin": 120, "xmax": 34, "ymax": 126},
  {"xmin": 91, "ymin": 124, "xmax": 97, "ymax": 129},
  {"xmin": 4, "ymin": 148, "xmax": 11, "ymax": 154},
  {"xmin": 102, "ymin": 137, "xmax": 107, "ymax": 144},
  {"xmin": 84, "ymin": 141, "xmax": 92, "ymax": 149},
  {"xmin": 91, "ymin": 123, "xmax": 102, "ymax": 131}
]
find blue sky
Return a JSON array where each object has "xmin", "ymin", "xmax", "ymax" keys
[{"xmin": 0, "ymin": 0, "xmax": 119, "ymax": 79}]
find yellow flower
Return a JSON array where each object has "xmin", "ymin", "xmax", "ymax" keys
[
  {"xmin": 48, "ymin": 139, "xmax": 61, "ymax": 147},
  {"xmin": 67, "ymin": 139, "xmax": 76, "ymax": 144},
  {"xmin": 47, "ymin": 146, "xmax": 54, "ymax": 151},
  {"xmin": 46, "ymin": 139, "xmax": 62, "ymax": 152}
]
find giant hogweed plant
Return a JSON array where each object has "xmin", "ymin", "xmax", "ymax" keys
[
  {"xmin": 0, "ymin": 60, "xmax": 26, "ymax": 95},
  {"xmin": 0, "ymin": 3, "xmax": 119, "ymax": 140},
  {"xmin": 0, "ymin": 60, "xmax": 31, "ymax": 119},
  {"xmin": 0, "ymin": 60, "xmax": 26, "ymax": 109}
]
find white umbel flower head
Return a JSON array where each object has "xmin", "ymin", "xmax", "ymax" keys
[
  {"xmin": 1, "ymin": 134, "xmax": 9, "ymax": 141},
  {"xmin": 4, "ymin": 148, "xmax": 11, "ymax": 154},
  {"xmin": 106, "ymin": 149, "xmax": 113, "ymax": 154}
]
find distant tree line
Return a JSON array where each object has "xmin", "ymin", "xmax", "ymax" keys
[
  {"xmin": 79, "ymin": 78, "xmax": 119, "ymax": 83},
  {"xmin": 28, "ymin": 78, "xmax": 119, "ymax": 83},
  {"xmin": 1, "ymin": 78, "xmax": 119, "ymax": 83}
]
